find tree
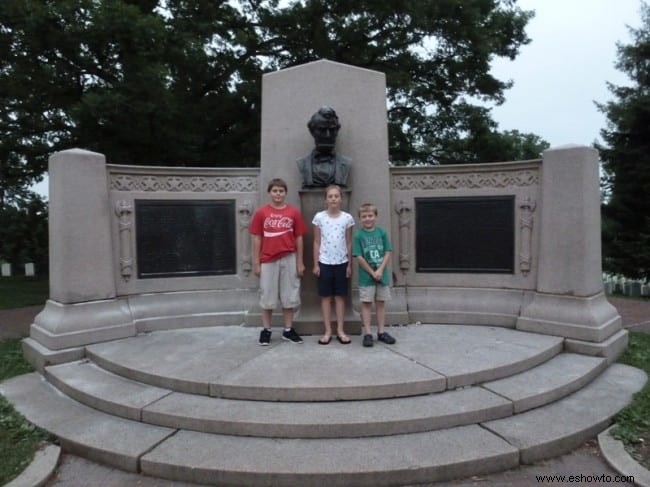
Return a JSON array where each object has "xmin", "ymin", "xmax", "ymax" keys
[
  {"xmin": 1, "ymin": 1, "xmax": 535, "ymax": 178},
  {"xmin": 597, "ymin": 1, "xmax": 650, "ymax": 279},
  {"xmin": 254, "ymin": 0, "xmax": 536, "ymax": 165}
]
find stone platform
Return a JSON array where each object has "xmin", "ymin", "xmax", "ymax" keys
[{"xmin": 1, "ymin": 324, "xmax": 646, "ymax": 486}]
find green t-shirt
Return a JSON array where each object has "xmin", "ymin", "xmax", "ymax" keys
[{"xmin": 352, "ymin": 226, "xmax": 392, "ymax": 287}]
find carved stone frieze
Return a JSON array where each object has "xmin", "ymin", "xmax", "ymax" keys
[
  {"xmin": 238, "ymin": 200, "xmax": 254, "ymax": 275},
  {"xmin": 519, "ymin": 197, "xmax": 537, "ymax": 275},
  {"xmin": 114, "ymin": 200, "xmax": 133, "ymax": 281},
  {"xmin": 394, "ymin": 200, "xmax": 412, "ymax": 272},
  {"xmin": 393, "ymin": 170, "xmax": 538, "ymax": 191},
  {"xmin": 110, "ymin": 174, "xmax": 258, "ymax": 193}
]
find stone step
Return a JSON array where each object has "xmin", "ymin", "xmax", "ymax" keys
[
  {"xmin": 482, "ymin": 352, "xmax": 608, "ymax": 413},
  {"xmin": 44, "ymin": 352, "xmax": 607, "ymax": 438},
  {"xmin": 1, "ymin": 362, "xmax": 645, "ymax": 486},
  {"xmin": 483, "ymin": 363, "xmax": 647, "ymax": 464},
  {"xmin": 83, "ymin": 325, "xmax": 564, "ymax": 401},
  {"xmin": 0, "ymin": 373, "xmax": 175, "ymax": 473},
  {"xmin": 44, "ymin": 360, "xmax": 511, "ymax": 438}
]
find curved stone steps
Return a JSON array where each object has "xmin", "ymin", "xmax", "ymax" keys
[
  {"xmin": 44, "ymin": 360, "xmax": 510, "ymax": 438},
  {"xmin": 44, "ymin": 352, "xmax": 607, "ymax": 438},
  {"xmin": 1, "ymin": 364, "xmax": 644, "ymax": 486},
  {"xmin": 83, "ymin": 325, "xmax": 564, "ymax": 401}
]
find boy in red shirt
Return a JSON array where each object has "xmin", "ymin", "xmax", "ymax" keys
[{"xmin": 250, "ymin": 178, "xmax": 307, "ymax": 345}]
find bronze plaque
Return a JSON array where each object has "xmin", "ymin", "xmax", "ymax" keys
[
  {"xmin": 416, "ymin": 196, "xmax": 514, "ymax": 273},
  {"xmin": 136, "ymin": 200, "xmax": 236, "ymax": 278}
]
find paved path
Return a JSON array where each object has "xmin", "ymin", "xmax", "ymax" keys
[{"xmin": 1, "ymin": 297, "xmax": 648, "ymax": 486}]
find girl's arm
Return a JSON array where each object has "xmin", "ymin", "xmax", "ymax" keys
[
  {"xmin": 313, "ymin": 225, "xmax": 321, "ymax": 276},
  {"xmin": 345, "ymin": 225, "xmax": 353, "ymax": 278}
]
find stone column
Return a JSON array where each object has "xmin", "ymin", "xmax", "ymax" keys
[
  {"xmin": 517, "ymin": 145, "xmax": 626, "ymax": 361},
  {"xmin": 29, "ymin": 149, "xmax": 134, "ymax": 352},
  {"xmin": 48, "ymin": 149, "xmax": 116, "ymax": 302}
]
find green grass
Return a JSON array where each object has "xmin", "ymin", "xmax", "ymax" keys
[
  {"xmin": 0, "ymin": 275, "xmax": 49, "ymax": 309},
  {"xmin": 612, "ymin": 331, "xmax": 650, "ymax": 469},
  {"xmin": 0, "ymin": 339, "xmax": 52, "ymax": 485}
]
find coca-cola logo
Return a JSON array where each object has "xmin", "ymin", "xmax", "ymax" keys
[{"xmin": 264, "ymin": 216, "xmax": 294, "ymax": 229}]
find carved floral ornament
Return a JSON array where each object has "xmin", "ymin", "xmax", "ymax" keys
[
  {"xmin": 392, "ymin": 170, "xmax": 539, "ymax": 191},
  {"xmin": 110, "ymin": 174, "xmax": 258, "ymax": 193}
]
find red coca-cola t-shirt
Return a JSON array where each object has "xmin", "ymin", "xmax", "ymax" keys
[{"xmin": 249, "ymin": 205, "xmax": 307, "ymax": 263}]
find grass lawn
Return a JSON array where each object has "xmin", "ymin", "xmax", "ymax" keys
[
  {"xmin": 0, "ymin": 275, "xmax": 49, "ymax": 309},
  {"xmin": 0, "ymin": 338, "xmax": 52, "ymax": 485},
  {"xmin": 612, "ymin": 331, "xmax": 650, "ymax": 469},
  {"xmin": 0, "ymin": 276, "xmax": 52, "ymax": 483}
]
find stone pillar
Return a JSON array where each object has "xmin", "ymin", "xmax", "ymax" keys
[
  {"xmin": 29, "ymin": 149, "xmax": 134, "ymax": 351},
  {"xmin": 48, "ymin": 149, "xmax": 116, "ymax": 302},
  {"xmin": 258, "ymin": 60, "xmax": 408, "ymax": 331},
  {"xmin": 517, "ymin": 145, "xmax": 626, "ymax": 361}
]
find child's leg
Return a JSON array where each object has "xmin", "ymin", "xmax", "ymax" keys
[
  {"xmin": 334, "ymin": 295, "xmax": 346, "ymax": 335},
  {"xmin": 375, "ymin": 300, "xmax": 386, "ymax": 334},
  {"xmin": 320, "ymin": 297, "xmax": 332, "ymax": 337},
  {"xmin": 361, "ymin": 302, "xmax": 373, "ymax": 335},
  {"xmin": 262, "ymin": 309, "xmax": 273, "ymax": 328},
  {"xmin": 282, "ymin": 308, "xmax": 294, "ymax": 328}
]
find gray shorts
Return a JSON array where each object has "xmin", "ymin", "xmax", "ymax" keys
[
  {"xmin": 359, "ymin": 284, "xmax": 391, "ymax": 303},
  {"xmin": 259, "ymin": 253, "xmax": 300, "ymax": 309}
]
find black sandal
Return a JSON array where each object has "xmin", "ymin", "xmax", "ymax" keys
[
  {"xmin": 336, "ymin": 334, "xmax": 351, "ymax": 344},
  {"xmin": 318, "ymin": 335, "xmax": 332, "ymax": 345}
]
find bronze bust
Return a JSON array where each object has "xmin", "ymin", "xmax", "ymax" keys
[{"xmin": 297, "ymin": 106, "xmax": 351, "ymax": 188}]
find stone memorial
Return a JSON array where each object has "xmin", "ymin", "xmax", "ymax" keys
[
  {"xmin": 24, "ymin": 263, "xmax": 35, "ymax": 277},
  {"xmin": 22, "ymin": 59, "xmax": 626, "ymax": 362},
  {"xmin": 1, "ymin": 263, "xmax": 10, "ymax": 277}
]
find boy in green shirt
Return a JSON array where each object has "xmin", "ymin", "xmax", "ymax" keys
[{"xmin": 352, "ymin": 203, "xmax": 396, "ymax": 347}]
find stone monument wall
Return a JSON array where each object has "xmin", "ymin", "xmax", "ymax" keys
[
  {"xmin": 24, "ymin": 60, "xmax": 626, "ymax": 368},
  {"xmin": 29, "ymin": 150, "xmax": 261, "ymax": 355}
]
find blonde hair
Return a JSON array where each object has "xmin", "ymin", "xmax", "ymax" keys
[{"xmin": 358, "ymin": 203, "xmax": 378, "ymax": 216}]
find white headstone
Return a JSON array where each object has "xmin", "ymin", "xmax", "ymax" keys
[
  {"xmin": 25, "ymin": 262, "xmax": 35, "ymax": 276},
  {"xmin": 1, "ymin": 263, "xmax": 11, "ymax": 277}
]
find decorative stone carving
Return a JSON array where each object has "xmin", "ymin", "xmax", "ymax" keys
[
  {"xmin": 519, "ymin": 197, "xmax": 536, "ymax": 275},
  {"xmin": 110, "ymin": 174, "xmax": 258, "ymax": 193},
  {"xmin": 114, "ymin": 200, "xmax": 133, "ymax": 281},
  {"xmin": 238, "ymin": 200, "xmax": 254, "ymax": 275},
  {"xmin": 394, "ymin": 200, "xmax": 412, "ymax": 272},
  {"xmin": 392, "ymin": 170, "xmax": 538, "ymax": 191}
]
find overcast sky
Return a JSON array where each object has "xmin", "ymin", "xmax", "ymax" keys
[
  {"xmin": 488, "ymin": 0, "xmax": 643, "ymax": 148},
  {"xmin": 30, "ymin": 0, "xmax": 644, "ymax": 198}
]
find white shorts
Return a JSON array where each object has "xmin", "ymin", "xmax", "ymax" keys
[
  {"xmin": 259, "ymin": 253, "xmax": 301, "ymax": 309},
  {"xmin": 359, "ymin": 284, "xmax": 391, "ymax": 303}
]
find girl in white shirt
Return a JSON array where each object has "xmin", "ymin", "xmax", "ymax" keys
[{"xmin": 312, "ymin": 185, "xmax": 355, "ymax": 344}]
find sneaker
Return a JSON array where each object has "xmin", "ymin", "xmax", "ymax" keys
[
  {"xmin": 259, "ymin": 328, "xmax": 272, "ymax": 346},
  {"xmin": 363, "ymin": 334, "xmax": 374, "ymax": 347},
  {"xmin": 282, "ymin": 328, "xmax": 303, "ymax": 344},
  {"xmin": 377, "ymin": 331, "xmax": 396, "ymax": 344}
]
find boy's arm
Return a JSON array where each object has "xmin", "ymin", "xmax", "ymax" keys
[
  {"xmin": 375, "ymin": 229, "xmax": 392, "ymax": 281},
  {"xmin": 356, "ymin": 255, "xmax": 376, "ymax": 277},
  {"xmin": 375, "ymin": 251, "xmax": 392, "ymax": 277},
  {"xmin": 252, "ymin": 234, "xmax": 262, "ymax": 277},
  {"xmin": 295, "ymin": 235, "xmax": 305, "ymax": 277},
  {"xmin": 312, "ymin": 226, "xmax": 321, "ymax": 276}
]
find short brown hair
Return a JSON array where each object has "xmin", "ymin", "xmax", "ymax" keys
[
  {"xmin": 267, "ymin": 178, "xmax": 287, "ymax": 192},
  {"xmin": 324, "ymin": 184, "xmax": 342, "ymax": 197},
  {"xmin": 358, "ymin": 203, "xmax": 377, "ymax": 216}
]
